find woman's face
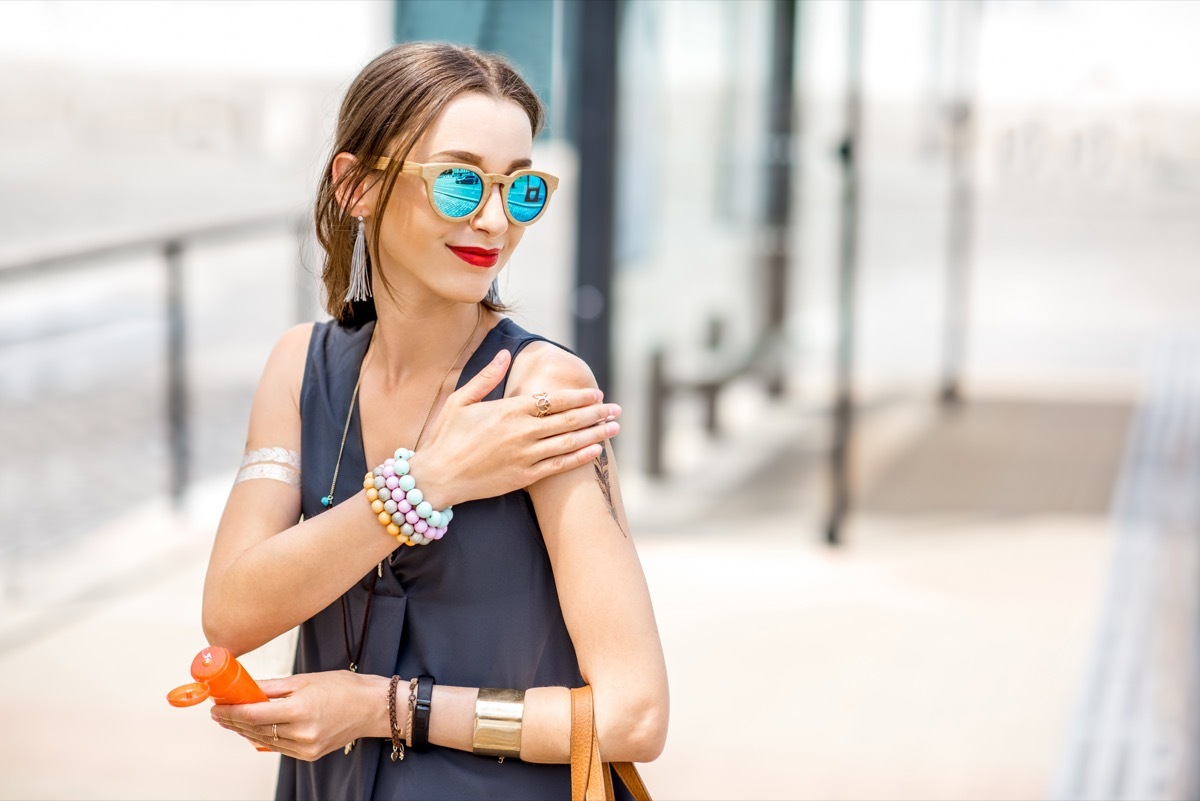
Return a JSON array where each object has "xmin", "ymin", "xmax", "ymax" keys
[{"xmin": 374, "ymin": 92, "xmax": 535, "ymax": 308}]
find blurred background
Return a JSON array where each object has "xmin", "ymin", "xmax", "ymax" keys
[{"xmin": 2, "ymin": 0, "xmax": 1199, "ymax": 799}]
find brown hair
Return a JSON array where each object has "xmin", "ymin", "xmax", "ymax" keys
[{"xmin": 315, "ymin": 42, "xmax": 546, "ymax": 324}]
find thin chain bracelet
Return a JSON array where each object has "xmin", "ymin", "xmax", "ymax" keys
[{"xmin": 405, "ymin": 677, "xmax": 418, "ymax": 748}]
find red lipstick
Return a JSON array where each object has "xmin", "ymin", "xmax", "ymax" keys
[{"xmin": 447, "ymin": 246, "xmax": 500, "ymax": 268}]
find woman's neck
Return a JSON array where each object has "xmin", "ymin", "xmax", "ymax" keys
[{"xmin": 368, "ymin": 297, "xmax": 488, "ymax": 387}]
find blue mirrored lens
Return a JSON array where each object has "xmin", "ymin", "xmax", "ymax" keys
[
  {"xmin": 431, "ymin": 168, "xmax": 483, "ymax": 218},
  {"xmin": 507, "ymin": 175, "xmax": 548, "ymax": 223}
]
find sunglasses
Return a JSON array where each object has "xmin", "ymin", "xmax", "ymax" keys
[{"xmin": 374, "ymin": 157, "xmax": 559, "ymax": 226}]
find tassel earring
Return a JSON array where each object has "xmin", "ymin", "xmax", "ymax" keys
[{"xmin": 344, "ymin": 214, "xmax": 371, "ymax": 302}]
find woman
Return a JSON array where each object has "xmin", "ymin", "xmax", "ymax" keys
[{"xmin": 203, "ymin": 42, "xmax": 669, "ymax": 800}]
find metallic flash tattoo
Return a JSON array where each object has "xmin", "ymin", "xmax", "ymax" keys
[{"xmin": 235, "ymin": 447, "xmax": 302, "ymax": 487}]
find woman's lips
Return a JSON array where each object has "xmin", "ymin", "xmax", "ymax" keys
[{"xmin": 447, "ymin": 246, "xmax": 500, "ymax": 268}]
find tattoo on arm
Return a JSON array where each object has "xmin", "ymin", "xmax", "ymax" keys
[{"xmin": 593, "ymin": 445, "xmax": 627, "ymax": 537}]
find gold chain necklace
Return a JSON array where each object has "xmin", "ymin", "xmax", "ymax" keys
[
  {"xmin": 326, "ymin": 306, "xmax": 483, "ymax": 755},
  {"xmin": 323, "ymin": 304, "xmax": 483, "ymax": 510}
]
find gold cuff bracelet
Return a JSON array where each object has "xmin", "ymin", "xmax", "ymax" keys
[{"xmin": 472, "ymin": 688, "xmax": 525, "ymax": 758}]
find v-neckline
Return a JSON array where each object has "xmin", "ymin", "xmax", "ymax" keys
[{"xmin": 348, "ymin": 317, "xmax": 510, "ymax": 481}]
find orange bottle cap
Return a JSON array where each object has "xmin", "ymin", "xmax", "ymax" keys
[
  {"xmin": 167, "ymin": 682, "xmax": 211, "ymax": 707},
  {"xmin": 191, "ymin": 646, "xmax": 232, "ymax": 684}
]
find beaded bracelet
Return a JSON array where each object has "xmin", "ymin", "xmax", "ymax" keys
[{"xmin": 362, "ymin": 448, "xmax": 454, "ymax": 547}]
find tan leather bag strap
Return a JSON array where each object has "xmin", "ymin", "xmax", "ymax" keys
[
  {"xmin": 614, "ymin": 762, "xmax": 652, "ymax": 800},
  {"xmin": 569, "ymin": 685, "xmax": 652, "ymax": 801}
]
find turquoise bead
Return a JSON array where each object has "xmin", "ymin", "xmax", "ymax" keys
[
  {"xmin": 321, "ymin": 495, "xmax": 332, "ymax": 508},
  {"xmin": 398, "ymin": 475, "xmax": 416, "ymax": 492},
  {"xmin": 394, "ymin": 459, "xmax": 410, "ymax": 476},
  {"xmin": 428, "ymin": 510, "xmax": 443, "ymax": 527},
  {"xmin": 406, "ymin": 488, "xmax": 424, "ymax": 506},
  {"xmin": 416, "ymin": 501, "xmax": 433, "ymax": 519}
]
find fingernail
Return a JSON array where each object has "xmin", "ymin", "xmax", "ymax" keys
[
  {"xmin": 593, "ymin": 389, "xmax": 603, "ymax": 403},
  {"xmin": 605, "ymin": 421, "xmax": 620, "ymax": 436},
  {"xmin": 609, "ymin": 404, "xmax": 621, "ymax": 418}
]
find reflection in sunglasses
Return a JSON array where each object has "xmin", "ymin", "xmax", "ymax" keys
[{"xmin": 384, "ymin": 159, "xmax": 559, "ymax": 225}]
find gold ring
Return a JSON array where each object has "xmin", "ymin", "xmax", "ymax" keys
[
  {"xmin": 533, "ymin": 392, "xmax": 552, "ymax": 418},
  {"xmin": 273, "ymin": 723, "xmax": 279, "ymax": 742}
]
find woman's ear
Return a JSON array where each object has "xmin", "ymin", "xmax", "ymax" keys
[{"xmin": 331, "ymin": 152, "xmax": 373, "ymax": 216}]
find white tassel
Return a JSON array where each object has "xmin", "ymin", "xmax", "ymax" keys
[{"xmin": 344, "ymin": 215, "xmax": 371, "ymax": 302}]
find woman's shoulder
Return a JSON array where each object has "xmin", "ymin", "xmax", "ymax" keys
[
  {"xmin": 263, "ymin": 322, "xmax": 315, "ymax": 374},
  {"xmin": 504, "ymin": 331, "xmax": 597, "ymax": 398},
  {"xmin": 293, "ymin": 318, "xmax": 377, "ymax": 366},
  {"xmin": 254, "ymin": 322, "xmax": 315, "ymax": 403},
  {"xmin": 278, "ymin": 320, "xmax": 318, "ymax": 352}
]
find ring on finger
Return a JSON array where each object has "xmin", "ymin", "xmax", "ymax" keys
[
  {"xmin": 533, "ymin": 392, "xmax": 552, "ymax": 418},
  {"xmin": 273, "ymin": 723, "xmax": 279, "ymax": 742}
]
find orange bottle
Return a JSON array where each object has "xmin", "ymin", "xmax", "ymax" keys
[
  {"xmin": 168, "ymin": 646, "xmax": 269, "ymax": 707},
  {"xmin": 168, "ymin": 646, "xmax": 271, "ymax": 751}
]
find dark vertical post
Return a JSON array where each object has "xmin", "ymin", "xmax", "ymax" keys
[
  {"xmin": 702, "ymin": 316, "xmax": 723, "ymax": 435},
  {"xmin": 294, "ymin": 216, "xmax": 312, "ymax": 324},
  {"xmin": 940, "ymin": 0, "xmax": 980, "ymax": 407},
  {"xmin": 573, "ymin": 0, "xmax": 619, "ymax": 395},
  {"xmin": 825, "ymin": 0, "xmax": 864, "ymax": 547},
  {"xmin": 764, "ymin": 0, "xmax": 798, "ymax": 398},
  {"xmin": 646, "ymin": 348, "xmax": 667, "ymax": 478},
  {"xmin": 164, "ymin": 240, "xmax": 188, "ymax": 508}
]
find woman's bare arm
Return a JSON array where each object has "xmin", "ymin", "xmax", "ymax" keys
[
  {"xmin": 202, "ymin": 327, "xmax": 628, "ymax": 656},
  {"xmin": 356, "ymin": 344, "xmax": 668, "ymax": 764},
  {"xmin": 201, "ymin": 323, "xmax": 395, "ymax": 655},
  {"xmin": 513, "ymin": 343, "xmax": 669, "ymax": 763}
]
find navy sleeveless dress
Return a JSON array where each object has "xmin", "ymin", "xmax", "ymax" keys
[{"xmin": 277, "ymin": 317, "xmax": 634, "ymax": 801}]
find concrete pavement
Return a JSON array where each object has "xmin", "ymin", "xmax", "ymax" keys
[{"xmin": 0, "ymin": 399, "xmax": 1116, "ymax": 800}]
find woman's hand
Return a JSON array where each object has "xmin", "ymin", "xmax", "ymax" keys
[
  {"xmin": 210, "ymin": 671, "xmax": 389, "ymax": 762},
  {"xmin": 412, "ymin": 349, "xmax": 623, "ymax": 507}
]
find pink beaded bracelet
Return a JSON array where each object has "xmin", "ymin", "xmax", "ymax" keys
[{"xmin": 362, "ymin": 448, "xmax": 453, "ymax": 547}]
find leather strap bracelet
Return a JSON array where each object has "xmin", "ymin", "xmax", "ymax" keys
[
  {"xmin": 413, "ymin": 674, "xmax": 435, "ymax": 751},
  {"xmin": 387, "ymin": 675, "xmax": 405, "ymax": 762},
  {"xmin": 472, "ymin": 687, "xmax": 525, "ymax": 760}
]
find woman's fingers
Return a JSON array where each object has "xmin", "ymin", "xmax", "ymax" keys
[
  {"xmin": 530, "ymin": 423, "xmax": 619, "ymax": 479},
  {"xmin": 210, "ymin": 692, "xmax": 293, "ymax": 733},
  {"xmin": 494, "ymin": 386, "xmax": 605, "ymax": 419},
  {"xmin": 534, "ymin": 401, "xmax": 621, "ymax": 438},
  {"xmin": 491, "ymin": 388, "xmax": 618, "ymax": 430},
  {"xmin": 528, "ymin": 446, "xmax": 601, "ymax": 484},
  {"xmin": 539, "ymin": 420, "xmax": 620, "ymax": 460},
  {"xmin": 258, "ymin": 677, "xmax": 298, "ymax": 698},
  {"xmin": 449, "ymin": 349, "xmax": 511, "ymax": 405}
]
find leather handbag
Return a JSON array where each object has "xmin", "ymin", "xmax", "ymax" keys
[{"xmin": 570, "ymin": 685, "xmax": 652, "ymax": 801}]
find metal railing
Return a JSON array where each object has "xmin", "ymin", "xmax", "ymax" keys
[
  {"xmin": 1052, "ymin": 337, "xmax": 1200, "ymax": 801},
  {"xmin": 0, "ymin": 212, "xmax": 311, "ymax": 506}
]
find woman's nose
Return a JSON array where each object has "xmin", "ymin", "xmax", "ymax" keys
[{"xmin": 471, "ymin": 184, "xmax": 509, "ymax": 235}]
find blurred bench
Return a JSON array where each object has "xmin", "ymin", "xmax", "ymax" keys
[{"xmin": 643, "ymin": 318, "xmax": 783, "ymax": 478}]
